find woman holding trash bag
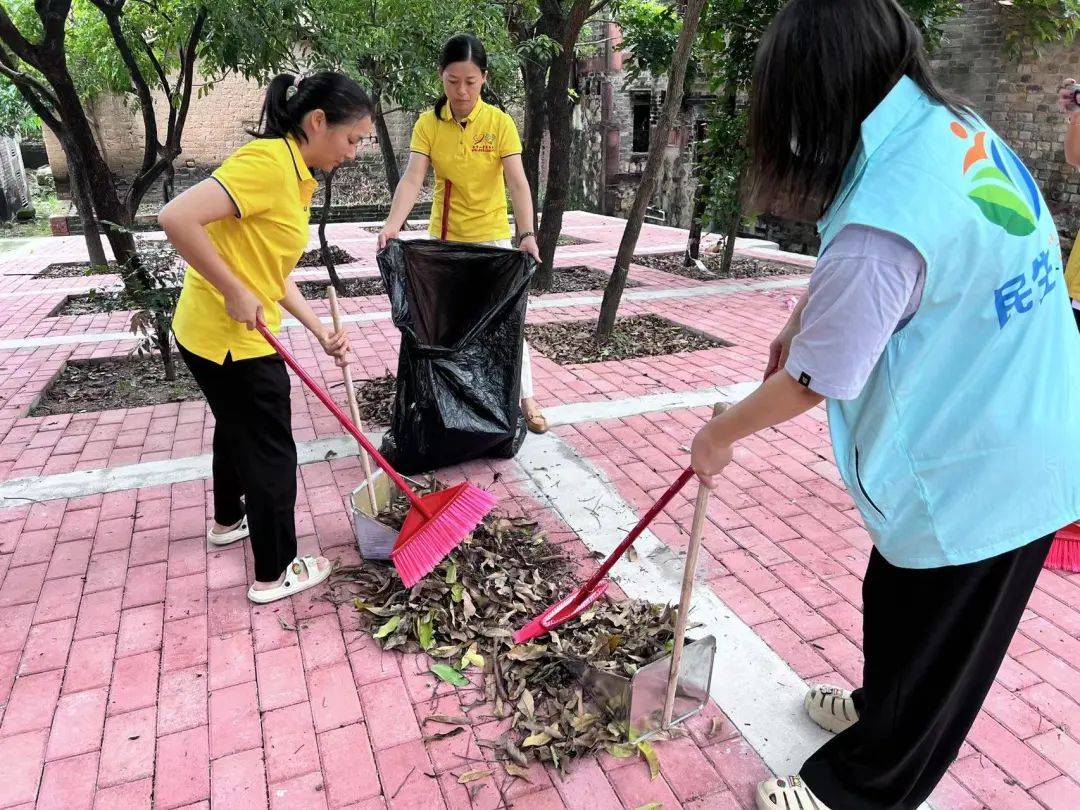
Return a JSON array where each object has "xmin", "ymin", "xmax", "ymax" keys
[
  {"xmin": 378, "ymin": 34, "xmax": 549, "ymax": 434},
  {"xmin": 689, "ymin": 2, "xmax": 1080, "ymax": 809},
  {"xmin": 160, "ymin": 73, "xmax": 375, "ymax": 605}
]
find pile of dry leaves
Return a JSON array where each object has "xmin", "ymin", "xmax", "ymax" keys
[{"xmin": 328, "ymin": 485, "xmax": 682, "ymax": 778}]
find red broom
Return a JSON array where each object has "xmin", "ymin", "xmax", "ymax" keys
[
  {"xmin": 257, "ymin": 321, "xmax": 496, "ymax": 586},
  {"xmin": 1046, "ymin": 524, "xmax": 1080, "ymax": 573},
  {"xmin": 514, "ymin": 466, "xmax": 697, "ymax": 644}
]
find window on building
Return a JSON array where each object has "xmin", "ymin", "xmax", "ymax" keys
[{"xmin": 632, "ymin": 93, "xmax": 651, "ymax": 153}]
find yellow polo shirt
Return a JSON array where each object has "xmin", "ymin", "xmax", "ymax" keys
[
  {"xmin": 409, "ymin": 98, "xmax": 522, "ymax": 243},
  {"xmin": 172, "ymin": 135, "xmax": 317, "ymax": 363},
  {"xmin": 1066, "ymin": 236, "xmax": 1080, "ymax": 304}
]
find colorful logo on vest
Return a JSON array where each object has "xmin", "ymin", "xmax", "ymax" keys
[{"xmin": 951, "ymin": 122, "xmax": 1041, "ymax": 237}]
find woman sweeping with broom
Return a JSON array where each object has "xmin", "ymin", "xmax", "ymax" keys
[
  {"xmin": 690, "ymin": 1, "xmax": 1080, "ymax": 808},
  {"xmin": 160, "ymin": 73, "xmax": 375, "ymax": 604},
  {"xmin": 378, "ymin": 33, "xmax": 549, "ymax": 434}
]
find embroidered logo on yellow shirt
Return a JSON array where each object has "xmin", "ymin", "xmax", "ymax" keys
[{"xmin": 471, "ymin": 132, "xmax": 497, "ymax": 153}]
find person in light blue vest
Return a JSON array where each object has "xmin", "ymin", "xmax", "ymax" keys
[{"xmin": 690, "ymin": 1, "xmax": 1080, "ymax": 808}]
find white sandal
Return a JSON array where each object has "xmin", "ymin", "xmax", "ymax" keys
[
  {"xmin": 247, "ymin": 556, "xmax": 332, "ymax": 604},
  {"xmin": 804, "ymin": 684, "xmax": 859, "ymax": 734},
  {"xmin": 757, "ymin": 776, "xmax": 832, "ymax": 810},
  {"xmin": 208, "ymin": 516, "xmax": 249, "ymax": 547}
]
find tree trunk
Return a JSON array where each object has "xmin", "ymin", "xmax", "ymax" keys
[
  {"xmin": 155, "ymin": 311, "xmax": 176, "ymax": 382},
  {"xmin": 685, "ymin": 181, "xmax": 707, "ymax": 264},
  {"xmin": 535, "ymin": 0, "xmax": 597, "ymax": 291},
  {"xmin": 597, "ymin": 0, "xmax": 706, "ymax": 341},
  {"xmin": 320, "ymin": 168, "xmax": 344, "ymax": 295},
  {"xmin": 161, "ymin": 161, "xmax": 175, "ymax": 203},
  {"xmin": 373, "ymin": 98, "xmax": 401, "ymax": 195},
  {"xmin": 66, "ymin": 145, "xmax": 109, "ymax": 268},
  {"xmin": 719, "ymin": 164, "xmax": 747, "ymax": 275},
  {"xmin": 520, "ymin": 57, "xmax": 548, "ymax": 226}
]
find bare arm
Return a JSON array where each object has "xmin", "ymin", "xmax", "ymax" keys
[
  {"xmin": 158, "ymin": 179, "xmax": 263, "ymax": 328},
  {"xmin": 1066, "ymin": 114, "xmax": 1080, "ymax": 168},
  {"xmin": 279, "ymin": 278, "xmax": 350, "ymax": 367},
  {"xmin": 691, "ymin": 370, "xmax": 824, "ymax": 488},
  {"xmin": 378, "ymin": 153, "xmax": 430, "ymax": 246},
  {"xmin": 502, "ymin": 154, "xmax": 539, "ymax": 260}
]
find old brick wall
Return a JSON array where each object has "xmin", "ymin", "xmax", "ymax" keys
[
  {"xmin": 932, "ymin": 0, "xmax": 1079, "ymax": 252},
  {"xmin": 42, "ymin": 69, "xmax": 418, "ymax": 204},
  {"xmin": 750, "ymin": 1, "xmax": 1080, "ymax": 254}
]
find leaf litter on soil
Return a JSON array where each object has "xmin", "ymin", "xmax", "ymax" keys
[
  {"xmin": 327, "ymin": 478, "xmax": 685, "ymax": 776},
  {"xmin": 525, "ymin": 314, "xmax": 731, "ymax": 366}
]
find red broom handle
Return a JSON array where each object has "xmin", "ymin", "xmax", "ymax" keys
[
  {"xmin": 577, "ymin": 466, "xmax": 696, "ymax": 595},
  {"xmin": 256, "ymin": 320, "xmax": 431, "ymax": 518}
]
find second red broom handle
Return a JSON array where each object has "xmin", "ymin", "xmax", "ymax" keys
[
  {"xmin": 256, "ymin": 320, "xmax": 431, "ymax": 518},
  {"xmin": 577, "ymin": 466, "xmax": 696, "ymax": 595}
]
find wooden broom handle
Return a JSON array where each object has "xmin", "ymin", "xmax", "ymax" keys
[
  {"xmin": 663, "ymin": 401, "xmax": 727, "ymax": 727},
  {"xmin": 327, "ymin": 287, "xmax": 379, "ymax": 512}
]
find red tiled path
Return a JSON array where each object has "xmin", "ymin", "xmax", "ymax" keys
[{"xmin": 0, "ymin": 213, "xmax": 1074, "ymax": 808}]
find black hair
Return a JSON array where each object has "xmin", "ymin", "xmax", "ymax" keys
[
  {"xmin": 434, "ymin": 34, "xmax": 504, "ymax": 119},
  {"xmin": 250, "ymin": 71, "xmax": 373, "ymax": 142},
  {"xmin": 746, "ymin": 0, "xmax": 972, "ymax": 221}
]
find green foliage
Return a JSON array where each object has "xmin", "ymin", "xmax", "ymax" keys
[
  {"xmin": 614, "ymin": 0, "xmax": 685, "ymax": 86},
  {"xmin": 693, "ymin": 0, "xmax": 966, "ymax": 234},
  {"xmin": 998, "ymin": 0, "xmax": 1080, "ymax": 58},
  {"xmin": 304, "ymin": 0, "xmax": 519, "ymax": 112},
  {"xmin": 0, "ymin": 80, "xmax": 41, "ymax": 137}
]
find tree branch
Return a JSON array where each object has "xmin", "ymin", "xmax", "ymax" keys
[
  {"xmin": 0, "ymin": 6, "xmax": 40, "ymax": 66},
  {"xmin": 0, "ymin": 47, "xmax": 60, "ymax": 111},
  {"xmin": 128, "ymin": 7, "xmax": 205, "ymax": 210},
  {"xmin": 0, "ymin": 51, "xmax": 63, "ymax": 134},
  {"xmin": 88, "ymin": 0, "xmax": 160, "ymax": 207},
  {"xmin": 35, "ymin": 0, "xmax": 73, "ymax": 47}
]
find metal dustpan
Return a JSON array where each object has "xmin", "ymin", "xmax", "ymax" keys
[
  {"xmin": 567, "ymin": 635, "xmax": 716, "ymax": 743},
  {"xmin": 349, "ymin": 468, "xmax": 398, "ymax": 561}
]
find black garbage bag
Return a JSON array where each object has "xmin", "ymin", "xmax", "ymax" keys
[{"xmin": 376, "ymin": 238, "xmax": 536, "ymax": 474}]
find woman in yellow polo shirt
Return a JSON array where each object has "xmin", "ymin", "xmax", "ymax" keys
[
  {"xmin": 378, "ymin": 34, "xmax": 548, "ymax": 434},
  {"xmin": 160, "ymin": 72, "xmax": 374, "ymax": 604},
  {"xmin": 1059, "ymin": 79, "xmax": 1080, "ymax": 325}
]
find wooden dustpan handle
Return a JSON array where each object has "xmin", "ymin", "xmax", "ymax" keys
[
  {"xmin": 327, "ymin": 287, "xmax": 380, "ymax": 512},
  {"xmin": 663, "ymin": 402, "xmax": 727, "ymax": 727}
]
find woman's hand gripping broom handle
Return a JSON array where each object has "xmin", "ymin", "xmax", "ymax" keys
[
  {"xmin": 327, "ymin": 287, "xmax": 380, "ymax": 514},
  {"xmin": 255, "ymin": 318, "xmax": 432, "ymax": 519}
]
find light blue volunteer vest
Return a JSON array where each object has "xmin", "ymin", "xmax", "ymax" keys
[{"xmin": 817, "ymin": 76, "xmax": 1080, "ymax": 568}]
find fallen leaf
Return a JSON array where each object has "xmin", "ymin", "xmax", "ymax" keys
[
  {"xmin": 504, "ymin": 763, "xmax": 532, "ymax": 781},
  {"xmin": 374, "ymin": 615, "xmax": 402, "ymax": 639},
  {"xmin": 634, "ymin": 804, "xmax": 663, "ymax": 810},
  {"xmin": 423, "ymin": 715, "xmax": 474, "ymax": 726},
  {"xmin": 457, "ymin": 770, "xmax": 492, "ymax": 784},
  {"xmin": 522, "ymin": 731, "xmax": 552, "ymax": 747},
  {"xmin": 430, "ymin": 664, "xmax": 469, "ymax": 687},
  {"xmin": 637, "ymin": 741, "xmax": 660, "ymax": 780},
  {"xmin": 423, "ymin": 727, "xmax": 464, "ymax": 743}
]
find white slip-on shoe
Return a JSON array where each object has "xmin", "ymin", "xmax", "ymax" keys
[
  {"xmin": 247, "ymin": 556, "xmax": 333, "ymax": 604},
  {"xmin": 207, "ymin": 515, "xmax": 249, "ymax": 546},
  {"xmin": 756, "ymin": 776, "xmax": 832, "ymax": 810},
  {"xmin": 804, "ymin": 684, "xmax": 859, "ymax": 734}
]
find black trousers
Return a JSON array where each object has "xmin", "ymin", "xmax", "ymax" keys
[
  {"xmin": 178, "ymin": 342, "xmax": 298, "ymax": 582},
  {"xmin": 801, "ymin": 535, "xmax": 1054, "ymax": 810}
]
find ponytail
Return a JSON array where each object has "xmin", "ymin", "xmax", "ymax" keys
[{"xmin": 251, "ymin": 71, "xmax": 374, "ymax": 142}]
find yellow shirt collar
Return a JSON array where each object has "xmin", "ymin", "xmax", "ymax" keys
[
  {"xmin": 283, "ymin": 134, "xmax": 315, "ymax": 182},
  {"xmin": 439, "ymin": 97, "xmax": 486, "ymax": 124}
]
